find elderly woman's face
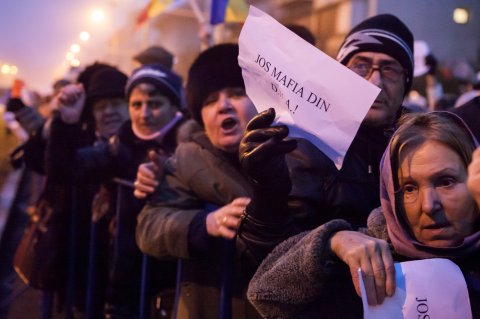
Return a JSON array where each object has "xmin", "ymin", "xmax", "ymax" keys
[
  {"xmin": 397, "ymin": 140, "xmax": 479, "ymax": 247},
  {"xmin": 201, "ymin": 87, "xmax": 257, "ymax": 153}
]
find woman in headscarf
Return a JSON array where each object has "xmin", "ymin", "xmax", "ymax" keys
[{"xmin": 246, "ymin": 112, "xmax": 480, "ymax": 318}]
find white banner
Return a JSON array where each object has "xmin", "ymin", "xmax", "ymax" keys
[
  {"xmin": 359, "ymin": 258, "xmax": 472, "ymax": 319},
  {"xmin": 238, "ymin": 6, "xmax": 380, "ymax": 169}
]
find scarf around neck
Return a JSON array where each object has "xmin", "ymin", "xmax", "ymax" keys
[{"xmin": 131, "ymin": 111, "xmax": 183, "ymax": 143}]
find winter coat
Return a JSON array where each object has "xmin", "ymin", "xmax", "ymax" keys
[{"xmin": 136, "ymin": 131, "xmax": 261, "ymax": 319}]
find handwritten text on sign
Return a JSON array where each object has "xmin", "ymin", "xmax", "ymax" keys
[{"xmin": 238, "ymin": 6, "xmax": 380, "ymax": 169}]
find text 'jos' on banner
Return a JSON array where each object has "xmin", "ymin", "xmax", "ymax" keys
[{"xmin": 359, "ymin": 258, "xmax": 472, "ymax": 319}]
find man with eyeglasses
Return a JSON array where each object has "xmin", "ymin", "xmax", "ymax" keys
[
  {"xmin": 337, "ymin": 15, "xmax": 413, "ymax": 128},
  {"xmin": 237, "ymin": 14, "xmax": 415, "ymax": 266}
]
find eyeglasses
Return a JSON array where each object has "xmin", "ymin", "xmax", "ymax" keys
[{"xmin": 349, "ymin": 62, "xmax": 405, "ymax": 82}]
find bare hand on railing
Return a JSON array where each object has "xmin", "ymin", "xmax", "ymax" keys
[
  {"xmin": 206, "ymin": 197, "xmax": 251, "ymax": 239},
  {"xmin": 133, "ymin": 150, "xmax": 167, "ymax": 199}
]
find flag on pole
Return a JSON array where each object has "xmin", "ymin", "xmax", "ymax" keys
[
  {"xmin": 210, "ymin": 0, "xmax": 248, "ymax": 25},
  {"xmin": 136, "ymin": 0, "xmax": 176, "ymax": 26}
]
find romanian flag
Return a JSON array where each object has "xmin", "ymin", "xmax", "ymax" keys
[
  {"xmin": 210, "ymin": 0, "xmax": 249, "ymax": 25},
  {"xmin": 136, "ymin": 0, "xmax": 176, "ymax": 26}
]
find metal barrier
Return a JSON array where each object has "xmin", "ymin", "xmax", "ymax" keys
[
  {"xmin": 40, "ymin": 292, "xmax": 54, "ymax": 319},
  {"xmin": 64, "ymin": 187, "xmax": 78, "ymax": 319},
  {"xmin": 86, "ymin": 179, "xmax": 152, "ymax": 319},
  {"xmin": 220, "ymin": 239, "xmax": 235, "ymax": 319},
  {"xmin": 85, "ymin": 208, "xmax": 103, "ymax": 319},
  {"xmin": 139, "ymin": 253, "xmax": 151, "ymax": 319},
  {"xmin": 5, "ymin": 176, "xmax": 239, "ymax": 319}
]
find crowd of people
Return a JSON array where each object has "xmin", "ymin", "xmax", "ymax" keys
[{"xmin": 1, "ymin": 11, "xmax": 480, "ymax": 319}]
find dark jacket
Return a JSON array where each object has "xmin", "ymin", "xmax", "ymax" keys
[
  {"xmin": 48, "ymin": 118, "xmax": 180, "ymax": 182},
  {"xmin": 137, "ymin": 131, "xmax": 261, "ymax": 319},
  {"xmin": 238, "ymin": 120, "xmax": 395, "ymax": 267},
  {"xmin": 46, "ymin": 116, "xmax": 194, "ymax": 316},
  {"xmin": 288, "ymin": 123, "xmax": 391, "ymax": 229},
  {"xmin": 42, "ymin": 114, "xmax": 100, "ymax": 311}
]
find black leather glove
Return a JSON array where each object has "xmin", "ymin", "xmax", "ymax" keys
[
  {"xmin": 239, "ymin": 108, "xmax": 297, "ymax": 196},
  {"xmin": 237, "ymin": 108, "xmax": 298, "ymax": 265},
  {"xmin": 425, "ymin": 54, "xmax": 438, "ymax": 76}
]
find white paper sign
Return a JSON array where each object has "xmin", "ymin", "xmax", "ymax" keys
[
  {"xmin": 238, "ymin": 6, "xmax": 380, "ymax": 169},
  {"xmin": 359, "ymin": 258, "xmax": 472, "ymax": 319}
]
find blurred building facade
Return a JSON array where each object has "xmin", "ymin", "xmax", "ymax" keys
[{"xmin": 94, "ymin": 0, "xmax": 480, "ymax": 85}]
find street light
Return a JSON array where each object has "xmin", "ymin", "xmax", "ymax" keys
[
  {"xmin": 70, "ymin": 59, "xmax": 81, "ymax": 67},
  {"xmin": 91, "ymin": 9, "xmax": 105, "ymax": 23},
  {"xmin": 1, "ymin": 64, "xmax": 10, "ymax": 75},
  {"xmin": 80, "ymin": 31, "xmax": 91, "ymax": 42},
  {"xmin": 0, "ymin": 64, "xmax": 18, "ymax": 75},
  {"xmin": 70, "ymin": 44, "xmax": 81, "ymax": 54},
  {"xmin": 66, "ymin": 52, "xmax": 75, "ymax": 61}
]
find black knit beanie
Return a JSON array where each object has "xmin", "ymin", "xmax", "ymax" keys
[
  {"xmin": 77, "ymin": 62, "xmax": 114, "ymax": 89},
  {"xmin": 336, "ymin": 14, "xmax": 414, "ymax": 95},
  {"xmin": 125, "ymin": 63, "xmax": 182, "ymax": 106},
  {"xmin": 79, "ymin": 66, "xmax": 127, "ymax": 125},
  {"xmin": 87, "ymin": 67, "xmax": 128, "ymax": 103},
  {"xmin": 186, "ymin": 43, "xmax": 245, "ymax": 126}
]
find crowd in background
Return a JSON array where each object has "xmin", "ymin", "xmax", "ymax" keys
[{"xmin": 0, "ymin": 12, "xmax": 480, "ymax": 319}]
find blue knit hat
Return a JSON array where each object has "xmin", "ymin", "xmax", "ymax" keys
[{"xmin": 126, "ymin": 64, "xmax": 183, "ymax": 106}]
